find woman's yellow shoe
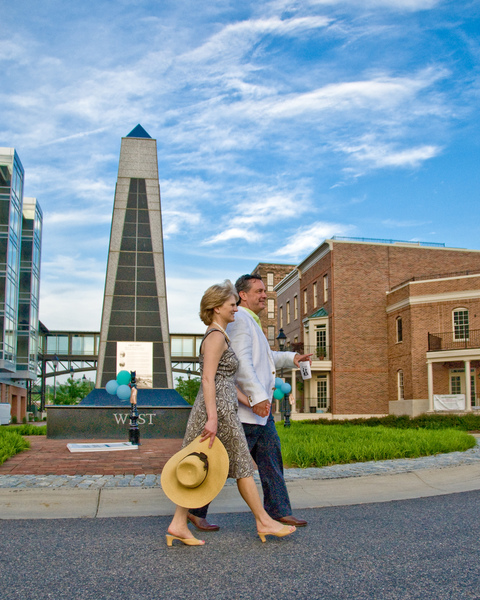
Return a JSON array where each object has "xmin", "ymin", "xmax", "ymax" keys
[
  {"xmin": 166, "ymin": 534, "xmax": 205, "ymax": 547},
  {"xmin": 258, "ymin": 525, "xmax": 296, "ymax": 543}
]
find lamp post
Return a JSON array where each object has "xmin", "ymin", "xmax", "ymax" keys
[
  {"xmin": 53, "ymin": 355, "xmax": 59, "ymax": 403},
  {"xmin": 128, "ymin": 371, "xmax": 140, "ymax": 445},
  {"xmin": 276, "ymin": 329, "xmax": 291, "ymax": 428}
]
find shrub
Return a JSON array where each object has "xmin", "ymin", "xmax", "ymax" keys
[
  {"xmin": 0, "ymin": 429, "xmax": 30, "ymax": 466},
  {"xmin": 297, "ymin": 413, "xmax": 480, "ymax": 431},
  {"xmin": 5, "ymin": 424, "xmax": 47, "ymax": 435}
]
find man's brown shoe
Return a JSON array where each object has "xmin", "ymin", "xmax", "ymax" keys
[
  {"xmin": 187, "ymin": 513, "xmax": 220, "ymax": 531},
  {"xmin": 278, "ymin": 515, "xmax": 307, "ymax": 527}
]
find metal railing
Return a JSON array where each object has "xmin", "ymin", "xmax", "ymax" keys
[
  {"xmin": 428, "ymin": 329, "xmax": 480, "ymax": 352},
  {"xmin": 289, "ymin": 344, "xmax": 332, "ymax": 360},
  {"xmin": 332, "ymin": 236, "xmax": 445, "ymax": 248}
]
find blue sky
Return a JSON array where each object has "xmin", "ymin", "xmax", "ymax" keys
[{"xmin": 2, "ymin": 0, "xmax": 480, "ymax": 333}]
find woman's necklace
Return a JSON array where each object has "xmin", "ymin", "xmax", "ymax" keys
[{"xmin": 211, "ymin": 321, "xmax": 230, "ymax": 342}]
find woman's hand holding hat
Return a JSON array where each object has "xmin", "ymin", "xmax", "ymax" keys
[{"xmin": 200, "ymin": 416, "xmax": 218, "ymax": 448}]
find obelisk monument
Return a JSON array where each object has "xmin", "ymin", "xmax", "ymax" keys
[{"xmin": 96, "ymin": 125, "xmax": 173, "ymax": 391}]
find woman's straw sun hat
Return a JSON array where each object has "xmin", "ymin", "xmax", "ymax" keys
[{"xmin": 161, "ymin": 436, "xmax": 229, "ymax": 508}]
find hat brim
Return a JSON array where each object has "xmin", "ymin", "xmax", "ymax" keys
[{"xmin": 161, "ymin": 436, "xmax": 229, "ymax": 508}]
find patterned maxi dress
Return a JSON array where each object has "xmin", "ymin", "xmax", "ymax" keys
[{"xmin": 182, "ymin": 329, "xmax": 254, "ymax": 479}]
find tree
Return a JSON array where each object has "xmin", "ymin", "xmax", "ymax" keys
[
  {"xmin": 54, "ymin": 377, "xmax": 94, "ymax": 405},
  {"xmin": 175, "ymin": 376, "xmax": 201, "ymax": 405}
]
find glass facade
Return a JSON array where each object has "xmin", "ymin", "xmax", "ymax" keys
[
  {"xmin": 16, "ymin": 197, "xmax": 42, "ymax": 376},
  {"xmin": 0, "ymin": 148, "xmax": 42, "ymax": 380},
  {"xmin": 0, "ymin": 149, "xmax": 23, "ymax": 372}
]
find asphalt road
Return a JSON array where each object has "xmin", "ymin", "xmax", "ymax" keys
[{"xmin": 2, "ymin": 491, "xmax": 480, "ymax": 600}]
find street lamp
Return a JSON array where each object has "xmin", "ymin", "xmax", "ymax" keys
[
  {"xmin": 276, "ymin": 329, "xmax": 291, "ymax": 428},
  {"xmin": 276, "ymin": 328, "xmax": 286, "ymax": 351},
  {"xmin": 53, "ymin": 355, "xmax": 59, "ymax": 403}
]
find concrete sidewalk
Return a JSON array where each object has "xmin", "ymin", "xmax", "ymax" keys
[
  {"xmin": 2, "ymin": 433, "xmax": 480, "ymax": 520},
  {"xmin": 2, "ymin": 453, "xmax": 480, "ymax": 519}
]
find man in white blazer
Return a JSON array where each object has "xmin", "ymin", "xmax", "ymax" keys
[{"xmin": 188, "ymin": 274, "xmax": 310, "ymax": 531}]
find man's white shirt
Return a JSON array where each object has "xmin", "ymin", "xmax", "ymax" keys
[{"xmin": 226, "ymin": 307, "xmax": 296, "ymax": 426}]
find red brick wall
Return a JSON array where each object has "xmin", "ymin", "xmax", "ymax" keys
[
  {"xmin": 251, "ymin": 263, "xmax": 295, "ymax": 347},
  {"xmin": 331, "ymin": 243, "xmax": 480, "ymax": 414}
]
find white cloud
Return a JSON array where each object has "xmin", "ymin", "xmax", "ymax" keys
[
  {"xmin": 43, "ymin": 209, "xmax": 112, "ymax": 226},
  {"xmin": 162, "ymin": 210, "xmax": 202, "ymax": 237},
  {"xmin": 182, "ymin": 16, "xmax": 331, "ymax": 64},
  {"xmin": 340, "ymin": 138, "xmax": 441, "ymax": 168},
  {"xmin": 274, "ymin": 221, "xmax": 354, "ymax": 259},
  {"xmin": 271, "ymin": 0, "xmax": 440, "ymax": 11},
  {"xmin": 203, "ymin": 186, "xmax": 311, "ymax": 245},
  {"xmin": 39, "ymin": 282, "xmax": 103, "ymax": 330},
  {"xmin": 204, "ymin": 227, "xmax": 254, "ymax": 245}
]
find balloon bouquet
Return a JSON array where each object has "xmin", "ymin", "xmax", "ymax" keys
[
  {"xmin": 273, "ymin": 377, "xmax": 292, "ymax": 428},
  {"xmin": 105, "ymin": 370, "xmax": 140, "ymax": 444},
  {"xmin": 105, "ymin": 370, "xmax": 133, "ymax": 401}
]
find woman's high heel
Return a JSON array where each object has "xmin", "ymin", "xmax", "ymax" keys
[
  {"xmin": 258, "ymin": 525, "xmax": 296, "ymax": 543},
  {"xmin": 166, "ymin": 534, "xmax": 205, "ymax": 547}
]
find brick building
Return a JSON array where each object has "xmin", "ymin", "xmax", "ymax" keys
[
  {"xmin": 250, "ymin": 262, "xmax": 295, "ymax": 348},
  {"xmin": 275, "ymin": 238, "xmax": 480, "ymax": 418}
]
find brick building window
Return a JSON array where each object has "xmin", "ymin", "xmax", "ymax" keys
[
  {"xmin": 450, "ymin": 373, "xmax": 461, "ymax": 395},
  {"xmin": 267, "ymin": 272, "xmax": 274, "ymax": 291},
  {"xmin": 453, "ymin": 308, "xmax": 469, "ymax": 340},
  {"xmin": 267, "ymin": 326, "xmax": 275, "ymax": 343},
  {"xmin": 396, "ymin": 317, "xmax": 403, "ymax": 343},
  {"xmin": 279, "ymin": 305, "xmax": 283, "ymax": 328},
  {"xmin": 313, "ymin": 282, "xmax": 317, "ymax": 308},
  {"xmin": 397, "ymin": 370, "xmax": 404, "ymax": 401},
  {"xmin": 286, "ymin": 301, "xmax": 290, "ymax": 324},
  {"xmin": 267, "ymin": 298, "xmax": 275, "ymax": 319},
  {"xmin": 303, "ymin": 289, "xmax": 308, "ymax": 314},
  {"xmin": 316, "ymin": 324, "xmax": 327, "ymax": 359},
  {"xmin": 317, "ymin": 375, "xmax": 328, "ymax": 410},
  {"xmin": 323, "ymin": 274, "xmax": 328, "ymax": 303},
  {"xmin": 294, "ymin": 295, "xmax": 298, "ymax": 320}
]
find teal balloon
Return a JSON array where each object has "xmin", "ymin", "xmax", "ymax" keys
[
  {"xmin": 280, "ymin": 382, "xmax": 291, "ymax": 394},
  {"xmin": 116, "ymin": 384, "xmax": 131, "ymax": 400},
  {"xmin": 275, "ymin": 378, "xmax": 284, "ymax": 389},
  {"xmin": 273, "ymin": 388, "xmax": 284, "ymax": 400},
  {"xmin": 116, "ymin": 370, "xmax": 131, "ymax": 385},
  {"xmin": 105, "ymin": 380, "xmax": 118, "ymax": 395}
]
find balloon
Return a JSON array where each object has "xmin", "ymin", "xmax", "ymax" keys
[
  {"xmin": 105, "ymin": 380, "xmax": 118, "ymax": 395},
  {"xmin": 116, "ymin": 384, "xmax": 132, "ymax": 400},
  {"xmin": 273, "ymin": 388, "xmax": 284, "ymax": 400},
  {"xmin": 275, "ymin": 377, "xmax": 284, "ymax": 389},
  {"xmin": 280, "ymin": 382, "xmax": 292, "ymax": 394},
  {"xmin": 116, "ymin": 370, "xmax": 131, "ymax": 386}
]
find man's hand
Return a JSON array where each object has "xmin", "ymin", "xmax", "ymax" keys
[
  {"xmin": 293, "ymin": 353, "xmax": 313, "ymax": 368},
  {"xmin": 252, "ymin": 400, "xmax": 271, "ymax": 418}
]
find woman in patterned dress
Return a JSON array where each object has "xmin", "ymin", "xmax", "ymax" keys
[{"xmin": 166, "ymin": 280, "xmax": 296, "ymax": 546}]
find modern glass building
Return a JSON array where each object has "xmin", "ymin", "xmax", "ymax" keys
[{"xmin": 0, "ymin": 148, "xmax": 42, "ymax": 422}]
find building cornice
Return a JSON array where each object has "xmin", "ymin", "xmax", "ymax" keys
[
  {"xmin": 274, "ymin": 268, "xmax": 299, "ymax": 294},
  {"xmin": 297, "ymin": 240, "xmax": 332, "ymax": 274},
  {"xmin": 386, "ymin": 289, "xmax": 480, "ymax": 313},
  {"xmin": 389, "ymin": 272, "xmax": 480, "ymax": 293}
]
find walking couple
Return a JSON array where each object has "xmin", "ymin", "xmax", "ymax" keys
[{"xmin": 161, "ymin": 274, "xmax": 311, "ymax": 546}]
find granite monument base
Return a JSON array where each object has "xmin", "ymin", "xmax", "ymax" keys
[{"xmin": 46, "ymin": 405, "xmax": 191, "ymax": 440}]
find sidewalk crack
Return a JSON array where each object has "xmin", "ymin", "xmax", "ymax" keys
[{"xmin": 94, "ymin": 489, "xmax": 101, "ymax": 518}]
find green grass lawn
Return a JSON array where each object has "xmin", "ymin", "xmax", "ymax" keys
[
  {"xmin": 0, "ymin": 419, "xmax": 477, "ymax": 470},
  {"xmin": 0, "ymin": 424, "xmax": 47, "ymax": 466},
  {"xmin": 276, "ymin": 421, "xmax": 477, "ymax": 468}
]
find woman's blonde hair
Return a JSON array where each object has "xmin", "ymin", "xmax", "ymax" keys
[{"xmin": 199, "ymin": 280, "xmax": 239, "ymax": 325}]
